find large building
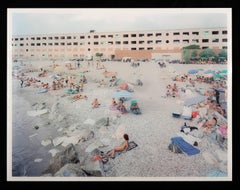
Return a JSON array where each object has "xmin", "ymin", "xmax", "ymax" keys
[{"xmin": 11, "ymin": 27, "xmax": 228, "ymax": 61}]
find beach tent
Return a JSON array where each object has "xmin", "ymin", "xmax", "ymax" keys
[
  {"xmin": 113, "ymin": 90, "xmax": 131, "ymax": 98},
  {"xmin": 184, "ymin": 95, "xmax": 208, "ymax": 107}
]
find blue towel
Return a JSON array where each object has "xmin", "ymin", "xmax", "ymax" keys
[{"xmin": 171, "ymin": 137, "xmax": 200, "ymax": 156}]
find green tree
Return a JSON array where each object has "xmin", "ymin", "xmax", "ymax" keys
[
  {"xmin": 218, "ymin": 49, "xmax": 227, "ymax": 59},
  {"xmin": 182, "ymin": 49, "xmax": 191, "ymax": 64},
  {"xmin": 182, "ymin": 45, "xmax": 200, "ymax": 49},
  {"xmin": 96, "ymin": 52, "xmax": 103, "ymax": 59},
  {"xmin": 191, "ymin": 50, "xmax": 198, "ymax": 58},
  {"xmin": 199, "ymin": 48, "xmax": 216, "ymax": 59}
]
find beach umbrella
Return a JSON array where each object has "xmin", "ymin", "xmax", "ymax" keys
[
  {"xmin": 184, "ymin": 95, "xmax": 208, "ymax": 107},
  {"xmin": 130, "ymin": 99, "xmax": 137, "ymax": 105},
  {"xmin": 204, "ymin": 70, "xmax": 215, "ymax": 74},
  {"xmin": 188, "ymin": 69, "xmax": 199, "ymax": 74},
  {"xmin": 113, "ymin": 90, "xmax": 132, "ymax": 98}
]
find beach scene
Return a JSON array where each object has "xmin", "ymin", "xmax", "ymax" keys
[{"xmin": 8, "ymin": 8, "xmax": 231, "ymax": 181}]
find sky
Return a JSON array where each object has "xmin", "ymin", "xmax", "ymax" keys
[{"xmin": 9, "ymin": 8, "xmax": 230, "ymax": 36}]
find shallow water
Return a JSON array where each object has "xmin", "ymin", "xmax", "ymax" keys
[{"xmin": 11, "ymin": 80, "xmax": 60, "ymax": 176}]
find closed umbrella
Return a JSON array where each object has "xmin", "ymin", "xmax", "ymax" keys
[{"xmin": 113, "ymin": 90, "xmax": 132, "ymax": 98}]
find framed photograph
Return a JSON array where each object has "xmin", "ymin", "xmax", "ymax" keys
[{"xmin": 6, "ymin": 7, "xmax": 233, "ymax": 182}]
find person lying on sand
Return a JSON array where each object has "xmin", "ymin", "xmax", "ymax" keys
[
  {"xmin": 71, "ymin": 94, "xmax": 88, "ymax": 102},
  {"xmin": 200, "ymin": 117, "xmax": 217, "ymax": 132}
]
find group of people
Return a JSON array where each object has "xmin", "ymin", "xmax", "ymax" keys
[
  {"xmin": 166, "ymin": 83, "xmax": 179, "ymax": 98},
  {"xmin": 110, "ymin": 98, "xmax": 141, "ymax": 115}
]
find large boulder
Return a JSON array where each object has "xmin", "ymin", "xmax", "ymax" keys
[
  {"xmin": 42, "ymin": 143, "xmax": 79, "ymax": 175},
  {"xmin": 80, "ymin": 149, "xmax": 105, "ymax": 176},
  {"xmin": 54, "ymin": 163, "xmax": 87, "ymax": 177}
]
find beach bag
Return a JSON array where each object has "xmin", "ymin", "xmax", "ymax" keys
[{"xmin": 168, "ymin": 142, "xmax": 183, "ymax": 153}]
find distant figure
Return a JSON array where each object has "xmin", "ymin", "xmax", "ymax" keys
[
  {"xmin": 92, "ymin": 98, "xmax": 100, "ymax": 108},
  {"xmin": 20, "ymin": 78, "xmax": 24, "ymax": 88}
]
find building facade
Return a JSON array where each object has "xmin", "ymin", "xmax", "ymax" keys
[{"xmin": 11, "ymin": 27, "xmax": 228, "ymax": 61}]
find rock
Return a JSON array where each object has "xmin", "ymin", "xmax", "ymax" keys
[
  {"xmin": 80, "ymin": 149, "xmax": 104, "ymax": 177},
  {"xmin": 52, "ymin": 136, "xmax": 67, "ymax": 146},
  {"xmin": 95, "ymin": 117, "xmax": 108, "ymax": 128},
  {"xmin": 43, "ymin": 144, "xmax": 79, "ymax": 175},
  {"xmin": 85, "ymin": 141, "xmax": 105, "ymax": 153},
  {"xmin": 41, "ymin": 139, "xmax": 52, "ymax": 146},
  {"xmin": 54, "ymin": 163, "xmax": 87, "ymax": 177},
  {"xmin": 34, "ymin": 158, "xmax": 43, "ymax": 163},
  {"xmin": 34, "ymin": 126, "xmax": 39, "ymax": 130},
  {"xmin": 48, "ymin": 148, "xmax": 60, "ymax": 157},
  {"xmin": 83, "ymin": 118, "xmax": 96, "ymax": 126}
]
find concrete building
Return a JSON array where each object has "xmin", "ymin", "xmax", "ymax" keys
[{"xmin": 11, "ymin": 27, "xmax": 228, "ymax": 61}]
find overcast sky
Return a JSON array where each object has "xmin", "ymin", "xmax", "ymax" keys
[{"xmin": 9, "ymin": 8, "xmax": 230, "ymax": 36}]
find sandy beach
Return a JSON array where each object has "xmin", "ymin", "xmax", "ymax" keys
[{"xmin": 9, "ymin": 60, "xmax": 230, "ymax": 180}]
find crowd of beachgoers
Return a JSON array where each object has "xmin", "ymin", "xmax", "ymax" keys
[{"xmin": 10, "ymin": 58, "xmax": 230, "ymax": 180}]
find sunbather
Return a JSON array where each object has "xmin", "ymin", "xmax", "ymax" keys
[
  {"xmin": 117, "ymin": 101, "xmax": 127, "ymax": 114},
  {"xmin": 71, "ymin": 94, "xmax": 88, "ymax": 102},
  {"xmin": 201, "ymin": 117, "xmax": 217, "ymax": 132},
  {"xmin": 108, "ymin": 134, "xmax": 129, "ymax": 158}
]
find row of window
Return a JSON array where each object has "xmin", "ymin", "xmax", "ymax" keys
[
  {"xmin": 13, "ymin": 30, "xmax": 227, "ymax": 41},
  {"xmin": 13, "ymin": 45, "xmax": 228, "ymax": 57},
  {"xmin": 13, "ymin": 38, "xmax": 228, "ymax": 47}
]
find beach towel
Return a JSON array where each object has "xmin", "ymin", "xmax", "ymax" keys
[
  {"xmin": 170, "ymin": 137, "xmax": 200, "ymax": 156},
  {"xmin": 107, "ymin": 141, "xmax": 138, "ymax": 158}
]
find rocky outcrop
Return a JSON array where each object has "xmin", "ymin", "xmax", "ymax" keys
[
  {"xmin": 42, "ymin": 143, "xmax": 79, "ymax": 175},
  {"xmin": 54, "ymin": 163, "xmax": 87, "ymax": 177}
]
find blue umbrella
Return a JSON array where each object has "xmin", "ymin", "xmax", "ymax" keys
[
  {"xmin": 113, "ymin": 90, "xmax": 132, "ymax": 98},
  {"xmin": 188, "ymin": 69, "xmax": 199, "ymax": 74},
  {"xmin": 184, "ymin": 95, "xmax": 208, "ymax": 107},
  {"xmin": 204, "ymin": 70, "xmax": 215, "ymax": 74}
]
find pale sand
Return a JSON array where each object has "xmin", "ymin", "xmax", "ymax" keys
[{"xmin": 10, "ymin": 60, "xmax": 230, "ymax": 178}]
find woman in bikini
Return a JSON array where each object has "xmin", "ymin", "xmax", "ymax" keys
[{"xmin": 108, "ymin": 134, "xmax": 129, "ymax": 158}]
